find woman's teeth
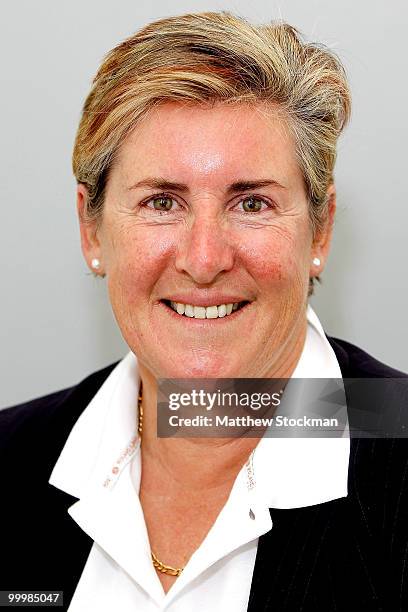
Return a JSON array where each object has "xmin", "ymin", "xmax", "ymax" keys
[{"xmin": 169, "ymin": 301, "xmax": 241, "ymax": 319}]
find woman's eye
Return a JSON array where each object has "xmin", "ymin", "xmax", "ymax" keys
[
  {"xmin": 240, "ymin": 196, "xmax": 267, "ymax": 213},
  {"xmin": 147, "ymin": 196, "xmax": 175, "ymax": 211}
]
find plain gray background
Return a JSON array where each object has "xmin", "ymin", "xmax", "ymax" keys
[{"xmin": 1, "ymin": 0, "xmax": 407, "ymax": 408}]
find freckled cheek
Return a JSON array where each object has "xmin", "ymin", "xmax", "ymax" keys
[
  {"xmin": 240, "ymin": 234, "xmax": 308, "ymax": 284},
  {"xmin": 106, "ymin": 233, "xmax": 174, "ymax": 301}
]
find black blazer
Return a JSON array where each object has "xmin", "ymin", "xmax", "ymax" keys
[{"xmin": 1, "ymin": 337, "xmax": 408, "ymax": 611}]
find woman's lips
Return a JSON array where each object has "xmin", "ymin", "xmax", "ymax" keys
[{"xmin": 160, "ymin": 299, "xmax": 250, "ymax": 320}]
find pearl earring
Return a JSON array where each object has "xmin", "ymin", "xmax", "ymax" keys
[
  {"xmin": 312, "ymin": 257, "xmax": 321, "ymax": 266},
  {"xmin": 91, "ymin": 258, "xmax": 100, "ymax": 270}
]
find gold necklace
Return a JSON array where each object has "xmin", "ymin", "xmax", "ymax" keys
[{"xmin": 138, "ymin": 381, "xmax": 185, "ymax": 577}]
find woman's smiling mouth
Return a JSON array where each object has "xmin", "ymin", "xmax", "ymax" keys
[{"xmin": 160, "ymin": 299, "xmax": 250, "ymax": 319}]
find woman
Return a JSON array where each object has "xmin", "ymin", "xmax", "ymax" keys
[{"xmin": 1, "ymin": 12, "xmax": 407, "ymax": 612}]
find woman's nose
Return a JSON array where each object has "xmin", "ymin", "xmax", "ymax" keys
[{"xmin": 175, "ymin": 217, "xmax": 234, "ymax": 284}]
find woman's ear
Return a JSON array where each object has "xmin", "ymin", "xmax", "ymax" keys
[
  {"xmin": 310, "ymin": 184, "xmax": 336, "ymax": 277},
  {"xmin": 76, "ymin": 184, "xmax": 104, "ymax": 275}
]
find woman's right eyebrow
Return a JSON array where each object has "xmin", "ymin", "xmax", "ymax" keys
[
  {"xmin": 127, "ymin": 178, "xmax": 188, "ymax": 192},
  {"xmin": 127, "ymin": 177, "xmax": 286, "ymax": 193}
]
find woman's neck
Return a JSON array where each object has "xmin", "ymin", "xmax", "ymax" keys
[
  {"xmin": 137, "ymin": 371, "xmax": 255, "ymax": 491},
  {"xmin": 136, "ymin": 326, "xmax": 305, "ymax": 492}
]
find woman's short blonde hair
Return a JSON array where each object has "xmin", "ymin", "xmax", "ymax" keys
[{"xmin": 73, "ymin": 11, "xmax": 351, "ymax": 235}]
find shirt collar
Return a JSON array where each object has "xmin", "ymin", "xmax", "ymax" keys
[
  {"xmin": 49, "ymin": 305, "xmax": 349, "ymax": 508},
  {"xmin": 49, "ymin": 351, "xmax": 141, "ymax": 499},
  {"xmin": 249, "ymin": 304, "xmax": 349, "ymax": 509}
]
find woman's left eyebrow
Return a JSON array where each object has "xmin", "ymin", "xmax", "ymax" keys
[
  {"xmin": 127, "ymin": 177, "xmax": 286, "ymax": 192},
  {"xmin": 227, "ymin": 179, "xmax": 286, "ymax": 193}
]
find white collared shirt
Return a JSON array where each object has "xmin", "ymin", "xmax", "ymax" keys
[{"xmin": 49, "ymin": 305, "xmax": 349, "ymax": 611}]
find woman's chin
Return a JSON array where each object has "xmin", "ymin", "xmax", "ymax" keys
[{"xmin": 156, "ymin": 353, "xmax": 244, "ymax": 379}]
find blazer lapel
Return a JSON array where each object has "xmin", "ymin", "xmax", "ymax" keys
[{"xmin": 247, "ymin": 337, "xmax": 384, "ymax": 611}]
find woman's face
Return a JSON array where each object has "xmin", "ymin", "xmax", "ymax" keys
[{"xmin": 79, "ymin": 102, "xmax": 332, "ymax": 378}]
